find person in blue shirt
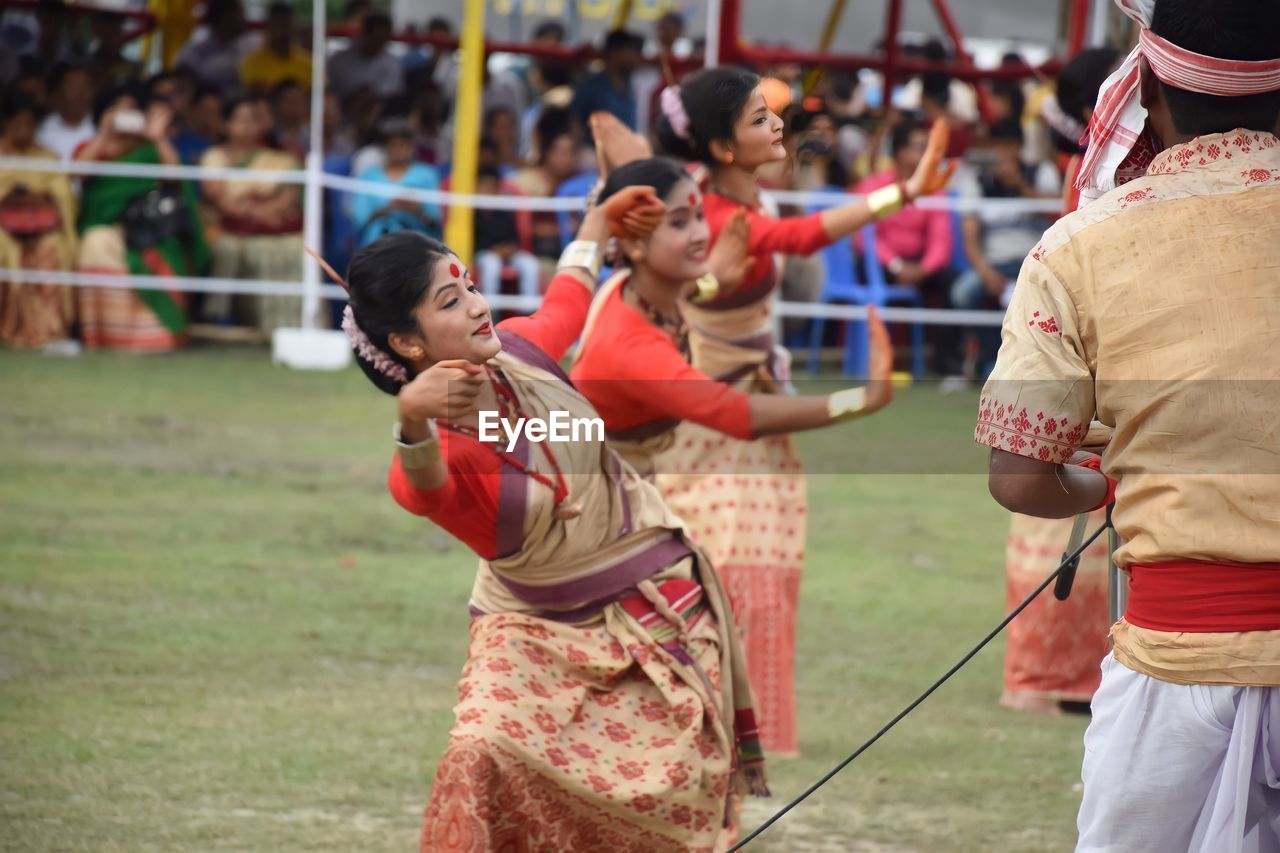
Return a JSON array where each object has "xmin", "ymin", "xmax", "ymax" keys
[
  {"xmin": 569, "ymin": 29, "xmax": 643, "ymax": 132},
  {"xmin": 352, "ymin": 118, "xmax": 442, "ymax": 248}
]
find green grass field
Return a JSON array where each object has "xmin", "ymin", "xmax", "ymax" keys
[{"xmin": 0, "ymin": 346, "xmax": 1090, "ymax": 852}]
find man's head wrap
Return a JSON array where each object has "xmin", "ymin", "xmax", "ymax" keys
[{"xmin": 1074, "ymin": 0, "xmax": 1280, "ymax": 207}]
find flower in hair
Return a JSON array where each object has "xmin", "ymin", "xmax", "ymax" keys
[
  {"xmin": 342, "ymin": 304, "xmax": 409, "ymax": 384},
  {"xmin": 660, "ymin": 86, "xmax": 691, "ymax": 141}
]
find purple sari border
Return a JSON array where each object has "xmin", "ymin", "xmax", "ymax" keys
[{"xmin": 492, "ymin": 535, "xmax": 692, "ymax": 609}]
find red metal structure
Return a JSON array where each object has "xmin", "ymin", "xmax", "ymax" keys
[{"xmin": 7, "ymin": 0, "xmax": 1090, "ymax": 100}]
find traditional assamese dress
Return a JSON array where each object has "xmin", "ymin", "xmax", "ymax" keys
[
  {"xmin": 1001, "ymin": 513, "xmax": 1110, "ymax": 711},
  {"xmin": 200, "ymin": 147, "xmax": 304, "ymax": 332},
  {"xmin": 976, "ymin": 129, "xmax": 1280, "ymax": 853},
  {"xmin": 1001, "ymin": 416, "xmax": 1113, "ymax": 712},
  {"xmin": 390, "ymin": 272, "xmax": 765, "ymax": 852},
  {"xmin": 569, "ymin": 270, "xmax": 754, "ymax": 478},
  {"xmin": 0, "ymin": 145, "xmax": 78, "ymax": 347},
  {"xmin": 653, "ymin": 187, "xmax": 830, "ymax": 754},
  {"xmin": 76, "ymin": 142, "xmax": 207, "ymax": 352}
]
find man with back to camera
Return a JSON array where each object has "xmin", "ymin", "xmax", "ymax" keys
[{"xmin": 975, "ymin": 0, "xmax": 1280, "ymax": 850}]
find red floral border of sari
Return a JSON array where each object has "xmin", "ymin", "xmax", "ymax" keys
[{"xmin": 421, "ymin": 739, "xmax": 723, "ymax": 853}]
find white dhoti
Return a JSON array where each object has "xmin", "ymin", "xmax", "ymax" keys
[{"xmin": 1077, "ymin": 654, "xmax": 1280, "ymax": 853}]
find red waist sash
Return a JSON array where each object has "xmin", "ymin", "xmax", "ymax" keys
[{"xmin": 1125, "ymin": 560, "xmax": 1280, "ymax": 633}]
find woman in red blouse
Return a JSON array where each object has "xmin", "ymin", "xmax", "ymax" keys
[
  {"xmin": 643, "ymin": 68, "xmax": 955, "ymax": 755},
  {"xmin": 571, "ymin": 157, "xmax": 896, "ymax": 479},
  {"xmin": 341, "ymin": 192, "xmax": 769, "ymax": 850}
]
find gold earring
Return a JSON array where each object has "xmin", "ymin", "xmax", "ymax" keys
[{"xmin": 411, "ymin": 348, "xmax": 424, "ymax": 358}]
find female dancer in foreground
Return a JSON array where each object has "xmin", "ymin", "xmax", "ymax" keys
[
  {"xmin": 571, "ymin": 157, "xmax": 896, "ymax": 477},
  {"xmin": 652, "ymin": 69, "xmax": 956, "ymax": 753},
  {"xmin": 336, "ymin": 187, "xmax": 764, "ymax": 851}
]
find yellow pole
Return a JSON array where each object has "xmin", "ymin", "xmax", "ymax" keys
[
  {"xmin": 444, "ymin": 0, "xmax": 487, "ymax": 261},
  {"xmin": 611, "ymin": 0, "xmax": 635, "ymax": 29},
  {"xmin": 801, "ymin": 0, "xmax": 849, "ymax": 96}
]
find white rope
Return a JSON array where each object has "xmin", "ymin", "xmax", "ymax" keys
[
  {"xmin": 319, "ymin": 172, "xmax": 585, "ymax": 212},
  {"xmin": 0, "ymin": 267, "xmax": 346, "ymax": 299},
  {"xmin": 0, "ymin": 156, "xmax": 310, "ymax": 185},
  {"xmin": 0, "ymin": 155, "xmax": 1066, "ymax": 215},
  {"xmin": 3, "ymin": 268, "xmax": 1004, "ymax": 326}
]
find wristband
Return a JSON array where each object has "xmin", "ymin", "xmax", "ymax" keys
[
  {"xmin": 691, "ymin": 273, "xmax": 720, "ymax": 304},
  {"xmin": 827, "ymin": 386, "xmax": 868, "ymax": 422},
  {"xmin": 866, "ymin": 183, "xmax": 905, "ymax": 220},
  {"xmin": 1074, "ymin": 455, "xmax": 1118, "ymax": 511},
  {"xmin": 557, "ymin": 240, "xmax": 602, "ymax": 282},
  {"xmin": 394, "ymin": 419, "xmax": 441, "ymax": 469}
]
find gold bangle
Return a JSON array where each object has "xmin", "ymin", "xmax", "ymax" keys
[
  {"xmin": 691, "ymin": 273, "xmax": 720, "ymax": 304},
  {"xmin": 827, "ymin": 387, "xmax": 869, "ymax": 422},
  {"xmin": 866, "ymin": 184, "xmax": 905, "ymax": 221},
  {"xmin": 394, "ymin": 420, "xmax": 441, "ymax": 469},
  {"xmin": 557, "ymin": 240, "xmax": 602, "ymax": 283}
]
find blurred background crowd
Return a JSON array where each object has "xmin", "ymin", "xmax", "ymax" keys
[{"xmin": 0, "ymin": 0, "xmax": 1117, "ymax": 382}]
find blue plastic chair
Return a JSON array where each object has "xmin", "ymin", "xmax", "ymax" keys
[
  {"xmin": 861, "ymin": 225, "xmax": 927, "ymax": 379},
  {"xmin": 806, "ymin": 225, "xmax": 870, "ymax": 375},
  {"xmin": 805, "ymin": 186, "xmax": 927, "ymax": 378},
  {"xmin": 555, "ymin": 172, "xmax": 599, "ymax": 251},
  {"xmin": 948, "ymin": 189, "xmax": 972, "ymax": 275}
]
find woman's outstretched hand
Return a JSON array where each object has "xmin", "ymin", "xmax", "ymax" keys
[
  {"xmin": 865, "ymin": 305, "xmax": 896, "ymax": 412},
  {"xmin": 905, "ymin": 119, "xmax": 958, "ymax": 201}
]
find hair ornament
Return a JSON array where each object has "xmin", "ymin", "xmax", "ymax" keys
[
  {"xmin": 660, "ymin": 85, "xmax": 691, "ymax": 140},
  {"xmin": 341, "ymin": 305, "xmax": 410, "ymax": 383}
]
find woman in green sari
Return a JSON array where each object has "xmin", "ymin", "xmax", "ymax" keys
[{"xmin": 76, "ymin": 84, "xmax": 207, "ymax": 352}]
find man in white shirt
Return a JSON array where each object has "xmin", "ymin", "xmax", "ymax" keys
[{"xmin": 36, "ymin": 62, "xmax": 95, "ymax": 160}]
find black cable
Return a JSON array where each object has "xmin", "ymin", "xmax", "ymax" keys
[{"xmin": 730, "ymin": 519, "xmax": 1112, "ymax": 850}]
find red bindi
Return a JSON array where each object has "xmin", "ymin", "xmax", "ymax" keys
[
  {"xmin": 688, "ymin": 192, "xmax": 697, "ymax": 206},
  {"xmin": 448, "ymin": 262, "xmax": 462, "ymax": 278}
]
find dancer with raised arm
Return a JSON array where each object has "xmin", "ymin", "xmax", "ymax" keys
[
  {"xmin": 651, "ymin": 69, "xmax": 955, "ymax": 754},
  {"xmin": 571, "ymin": 156, "xmax": 895, "ymax": 480}
]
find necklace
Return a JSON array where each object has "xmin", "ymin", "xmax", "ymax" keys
[
  {"xmin": 436, "ymin": 367, "xmax": 582, "ymax": 520},
  {"xmin": 709, "ymin": 181, "xmax": 760, "ymax": 210},
  {"xmin": 628, "ymin": 282, "xmax": 689, "ymax": 357}
]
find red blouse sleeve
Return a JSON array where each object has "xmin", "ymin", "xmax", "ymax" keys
[
  {"xmin": 706, "ymin": 195, "xmax": 832, "ymax": 258},
  {"xmin": 496, "ymin": 272, "xmax": 594, "ymax": 361},
  {"xmin": 386, "ymin": 432, "xmax": 504, "ymax": 560},
  {"xmin": 606, "ymin": 326, "xmax": 755, "ymax": 440}
]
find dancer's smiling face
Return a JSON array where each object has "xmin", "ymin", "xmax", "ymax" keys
[
  {"xmin": 390, "ymin": 254, "xmax": 500, "ymax": 367},
  {"xmin": 621, "ymin": 176, "xmax": 711, "ymax": 283}
]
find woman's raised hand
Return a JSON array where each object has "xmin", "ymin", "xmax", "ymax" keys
[
  {"xmin": 397, "ymin": 358, "xmax": 486, "ymax": 424},
  {"xmin": 865, "ymin": 305, "xmax": 895, "ymax": 412},
  {"xmin": 599, "ymin": 185, "xmax": 666, "ymax": 239},
  {"xmin": 144, "ymin": 103, "xmax": 174, "ymax": 144},
  {"xmin": 706, "ymin": 209, "xmax": 756, "ymax": 296},
  {"xmin": 905, "ymin": 119, "xmax": 958, "ymax": 201},
  {"xmin": 589, "ymin": 111, "xmax": 651, "ymax": 177}
]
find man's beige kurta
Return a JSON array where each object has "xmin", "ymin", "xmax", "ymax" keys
[{"xmin": 975, "ymin": 128, "xmax": 1280, "ymax": 686}]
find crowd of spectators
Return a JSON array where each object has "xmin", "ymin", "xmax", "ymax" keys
[{"xmin": 0, "ymin": 0, "xmax": 1111, "ymax": 381}]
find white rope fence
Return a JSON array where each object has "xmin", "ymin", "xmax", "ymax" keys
[
  {"xmin": 0, "ymin": 156, "xmax": 1067, "ymax": 215},
  {"xmin": 0, "ymin": 154, "xmax": 1032, "ymax": 329}
]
